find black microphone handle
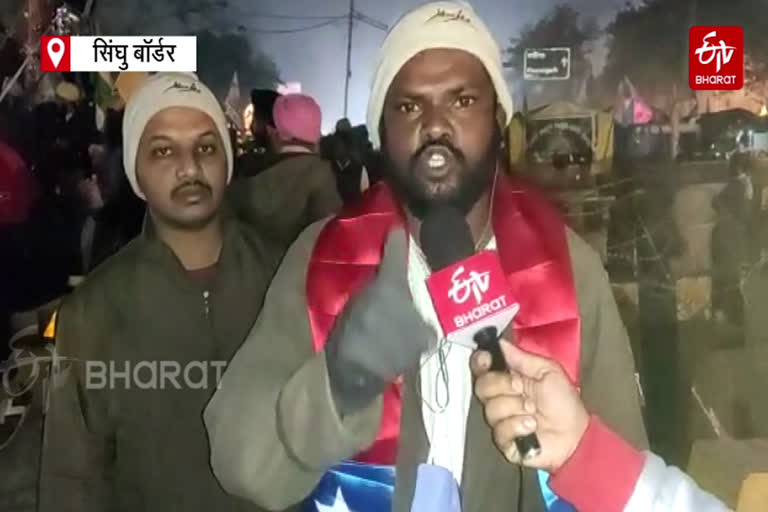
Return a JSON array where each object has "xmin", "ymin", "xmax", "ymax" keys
[{"xmin": 474, "ymin": 326, "xmax": 542, "ymax": 461}]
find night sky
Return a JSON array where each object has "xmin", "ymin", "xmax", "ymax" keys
[
  {"xmin": 238, "ymin": 0, "xmax": 628, "ymax": 132},
  {"xmin": 13, "ymin": 0, "xmax": 636, "ymax": 131}
]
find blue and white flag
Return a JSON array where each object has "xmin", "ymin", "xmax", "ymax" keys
[
  {"xmin": 304, "ymin": 461, "xmax": 394, "ymax": 512},
  {"xmin": 303, "ymin": 462, "xmax": 576, "ymax": 511}
]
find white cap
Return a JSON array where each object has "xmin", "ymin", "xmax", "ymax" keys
[
  {"xmin": 367, "ymin": 1, "xmax": 514, "ymax": 149},
  {"xmin": 122, "ymin": 72, "xmax": 233, "ymax": 199}
]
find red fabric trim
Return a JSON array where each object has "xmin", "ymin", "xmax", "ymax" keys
[
  {"xmin": 550, "ymin": 416, "xmax": 646, "ymax": 512},
  {"xmin": 305, "ymin": 175, "xmax": 581, "ymax": 465},
  {"xmin": 0, "ymin": 138, "xmax": 37, "ymax": 225}
]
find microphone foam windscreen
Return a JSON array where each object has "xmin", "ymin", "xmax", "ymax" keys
[{"xmin": 419, "ymin": 206, "xmax": 475, "ymax": 271}]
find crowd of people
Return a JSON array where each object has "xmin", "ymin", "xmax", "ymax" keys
[
  {"xmin": 0, "ymin": 70, "xmax": 380, "ymax": 361},
  {"xmin": 0, "ymin": 1, "xmax": 743, "ymax": 511},
  {"xmin": 0, "ymin": 79, "xmax": 144, "ymax": 361}
]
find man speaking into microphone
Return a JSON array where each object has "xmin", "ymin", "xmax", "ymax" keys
[{"xmin": 205, "ymin": 2, "xmax": 647, "ymax": 511}]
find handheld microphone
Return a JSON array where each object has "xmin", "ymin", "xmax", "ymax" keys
[{"xmin": 419, "ymin": 207, "xmax": 542, "ymax": 461}]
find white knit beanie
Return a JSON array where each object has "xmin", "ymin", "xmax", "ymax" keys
[
  {"xmin": 367, "ymin": 1, "xmax": 513, "ymax": 149},
  {"xmin": 122, "ymin": 72, "xmax": 233, "ymax": 199}
]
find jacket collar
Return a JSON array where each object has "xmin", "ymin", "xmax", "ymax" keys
[{"xmin": 138, "ymin": 206, "xmax": 240, "ymax": 292}]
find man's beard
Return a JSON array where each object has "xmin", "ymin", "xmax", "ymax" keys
[
  {"xmin": 384, "ymin": 128, "xmax": 500, "ymax": 220},
  {"xmin": 151, "ymin": 205, "xmax": 218, "ymax": 232}
]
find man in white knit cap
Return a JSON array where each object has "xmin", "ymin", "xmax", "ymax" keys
[
  {"xmin": 39, "ymin": 72, "xmax": 283, "ymax": 512},
  {"xmin": 206, "ymin": 3, "xmax": 645, "ymax": 511}
]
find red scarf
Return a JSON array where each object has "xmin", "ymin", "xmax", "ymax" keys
[{"xmin": 306, "ymin": 174, "xmax": 581, "ymax": 465}]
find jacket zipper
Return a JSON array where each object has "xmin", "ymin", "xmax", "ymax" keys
[
  {"xmin": 202, "ymin": 289, "xmax": 218, "ymax": 361},
  {"xmin": 202, "ymin": 290, "xmax": 211, "ymax": 319}
]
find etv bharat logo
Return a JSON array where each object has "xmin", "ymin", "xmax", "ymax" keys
[
  {"xmin": 695, "ymin": 31, "xmax": 736, "ymax": 73},
  {"xmin": 689, "ymin": 26, "xmax": 743, "ymax": 91},
  {"xmin": 447, "ymin": 266, "xmax": 490, "ymax": 305}
]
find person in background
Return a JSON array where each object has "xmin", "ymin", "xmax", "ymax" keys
[
  {"xmin": 335, "ymin": 117, "xmax": 352, "ymax": 132},
  {"xmin": 0, "ymin": 22, "xmax": 24, "ymax": 82},
  {"xmin": 86, "ymin": 108, "xmax": 145, "ymax": 271},
  {"xmin": 235, "ymin": 88, "xmax": 281, "ymax": 179},
  {"xmin": 38, "ymin": 72, "xmax": 282, "ymax": 512},
  {"xmin": 228, "ymin": 93, "xmax": 342, "ymax": 250},
  {"xmin": 53, "ymin": 81, "xmax": 99, "ymax": 160},
  {"xmin": 0, "ymin": 103, "xmax": 73, "ymax": 316},
  {"xmin": 711, "ymin": 162, "xmax": 751, "ymax": 327},
  {"xmin": 471, "ymin": 341, "xmax": 730, "ymax": 512},
  {"xmin": 204, "ymin": 2, "xmax": 645, "ymax": 511},
  {"xmin": 28, "ymin": 119, "xmax": 91, "ymax": 289},
  {"xmin": 75, "ymin": 168, "xmax": 104, "ymax": 274},
  {"xmin": 0, "ymin": 133, "xmax": 38, "ymax": 227},
  {"xmin": 0, "ymin": 131, "xmax": 39, "ymax": 363},
  {"xmin": 321, "ymin": 122, "xmax": 376, "ymax": 205}
]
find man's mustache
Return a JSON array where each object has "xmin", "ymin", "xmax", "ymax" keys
[
  {"xmin": 171, "ymin": 180, "xmax": 212, "ymax": 197},
  {"xmin": 410, "ymin": 139, "xmax": 465, "ymax": 167}
]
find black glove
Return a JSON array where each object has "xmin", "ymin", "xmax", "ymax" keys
[{"xmin": 326, "ymin": 228, "xmax": 433, "ymax": 416}]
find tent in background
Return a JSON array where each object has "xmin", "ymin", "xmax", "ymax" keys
[{"xmin": 506, "ymin": 101, "xmax": 614, "ymax": 174}]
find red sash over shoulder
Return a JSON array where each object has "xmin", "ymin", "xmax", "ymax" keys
[{"xmin": 306, "ymin": 174, "xmax": 581, "ymax": 465}]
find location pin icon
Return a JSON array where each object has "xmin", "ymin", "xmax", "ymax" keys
[{"xmin": 47, "ymin": 38, "xmax": 65, "ymax": 69}]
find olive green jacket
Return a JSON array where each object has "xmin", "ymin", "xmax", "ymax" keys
[{"xmin": 39, "ymin": 214, "xmax": 285, "ymax": 512}]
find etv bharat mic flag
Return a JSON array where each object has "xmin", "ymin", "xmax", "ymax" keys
[{"xmin": 40, "ymin": 36, "xmax": 196, "ymax": 72}]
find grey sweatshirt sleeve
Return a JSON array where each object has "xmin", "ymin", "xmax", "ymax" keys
[{"xmin": 204, "ymin": 219, "xmax": 382, "ymax": 511}]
